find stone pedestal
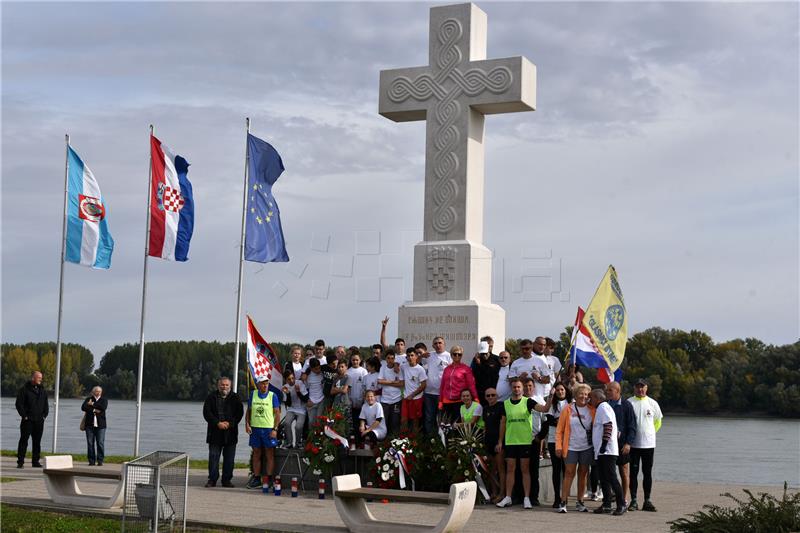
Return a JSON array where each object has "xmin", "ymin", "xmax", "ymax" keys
[{"xmin": 399, "ymin": 300, "xmax": 505, "ymax": 362}]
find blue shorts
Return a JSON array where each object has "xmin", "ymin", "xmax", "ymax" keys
[{"xmin": 249, "ymin": 427, "xmax": 276, "ymax": 448}]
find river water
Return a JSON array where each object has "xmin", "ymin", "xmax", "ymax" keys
[{"xmin": 2, "ymin": 397, "xmax": 798, "ymax": 487}]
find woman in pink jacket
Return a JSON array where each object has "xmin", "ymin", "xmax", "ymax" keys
[{"xmin": 439, "ymin": 345, "xmax": 478, "ymax": 423}]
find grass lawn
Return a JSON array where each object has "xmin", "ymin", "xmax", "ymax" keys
[
  {"xmin": 0, "ymin": 477, "xmax": 21, "ymax": 482},
  {"xmin": 1, "ymin": 449, "xmax": 248, "ymax": 470},
  {"xmin": 0, "ymin": 504, "xmax": 250, "ymax": 532}
]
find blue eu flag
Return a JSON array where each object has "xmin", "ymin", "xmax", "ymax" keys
[{"xmin": 245, "ymin": 134, "xmax": 289, "ymax": 263}]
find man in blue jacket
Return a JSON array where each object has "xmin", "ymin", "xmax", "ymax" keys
[{"xmin": 606, "ymin": 381, "xmax": 636, "ymax": 509}]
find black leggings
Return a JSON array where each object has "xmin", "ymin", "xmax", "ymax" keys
[
  {"xmin": 597, "ymin": 455, "xmax": 623, "ymax": 509},
  {"xmin": 547, "ymin": 442, "xmax": 564, "ymax": 502},
  {"xmin": 629, "ymin": 447, "xmax": 655, "ymax": 500}
]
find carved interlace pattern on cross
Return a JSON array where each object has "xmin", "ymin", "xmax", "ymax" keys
[
  {"xmin": 387, "ymin": 18, "xmax": 513, "ymax": 235},
  {"xmin": 427, "ymin": 246, "xmax": 457, "ymax": 295}
]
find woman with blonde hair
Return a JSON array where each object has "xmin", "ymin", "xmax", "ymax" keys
[{"xmin": 554, "ymin": 383, "xmax": 595, "ymax": 513}]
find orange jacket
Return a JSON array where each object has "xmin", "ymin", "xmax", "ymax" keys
[{"xmin": 555, "ymin": 402, "xmax": 596, "ymax": 458}]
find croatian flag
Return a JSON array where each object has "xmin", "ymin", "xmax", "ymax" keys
[
  {"xmin": 149, "ymin": 135, "xmax": 194, "ymax": 261},
  {"xmin": 65, "ymin": 147, "xmax": 114, "ymax": 269},
  {"xmin": 569, "ymin": 307, "xmax": 623, "ymax": 383},
  {"xmin": 246, "ymin": 316, "xmax": 283, "ymax": 395}
]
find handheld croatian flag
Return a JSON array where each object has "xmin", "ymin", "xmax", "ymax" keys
[
  {"xmin": 245, "ymin": 134, "xmax": 289, "ymax": 263},
  {"xmin": 149, "ymin": 135, "xmax": 194, "ymax": 261},
  {"xmin": 246, "ymin": 316, "xmax": 283, "ymax": 394},
  {"xmin": 580, "ymin": 265, "xmax": 628, "ymax": 374},
  {"xmin": 65, "ymin": 147, "xmax": 114, "ymax": 269},
  {"xmin": 569, "ymin": 307, "xmax": 622, "ymax": 383}
]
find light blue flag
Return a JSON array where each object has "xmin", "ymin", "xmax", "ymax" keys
[{"xmin": 65, "ymin": 147, "xmax": 114, "ymax": 269}]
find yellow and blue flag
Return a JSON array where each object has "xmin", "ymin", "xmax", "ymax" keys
[{"xmin": 581, "ymin": 265, "xmax": 627, "ymax": 372}]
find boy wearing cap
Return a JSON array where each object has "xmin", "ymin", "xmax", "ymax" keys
[
  {"xmin": 627, "ymin": 378, "xmax": 663, "ymax": 512},
  {"xmin": 245, "ymin": 376, "xmax": 281, "ymax": 489}
]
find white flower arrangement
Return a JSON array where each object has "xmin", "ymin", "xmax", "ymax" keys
[
  {"xmin": 381, "ymin": 472, "xmax": 390, "ymax": 481},
  {"xmin": 324, "ymin": 455, "xmax": 334, "ymax": 463},
  {"xmin": 313, "ymin": 469, "xmax": 322, "ymax": 475},
  {"xmin": 375, "ymin": 457, "xmax": 381, "ymax": 464},
  {"xmin": 382, "ymin": 464, "xmax": 390, "ymax": 472}
]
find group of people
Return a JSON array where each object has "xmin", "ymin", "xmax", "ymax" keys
[{"xmin": 13, "ymin": 320, "xmax": 663, "ymax": 516}]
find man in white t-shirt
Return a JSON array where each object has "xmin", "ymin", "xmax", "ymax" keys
[
  {"xmin": 533, "ymin": 337, "xmax": 563, "ymax": 396},
  {"xmin": 509, "ymin": 339, "xmax": 537, "ymax": 382},
  {"xmin": 589, "ymin": 389, "xmax": 625, "ymax": 515},
  {"xmin": 628, "ymin": 378, "xmax": 663, "ymax": 513},
  {"xmin": 421, "ymin": 338, "xmax": 451, "ymax": 434}
]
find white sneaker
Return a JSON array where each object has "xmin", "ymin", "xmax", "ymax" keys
[
  {"xmin": 576, "ymin": 501, "xmax": 588, "ymax": 512},
  {"xmin": 593, "ymin": 489, "xmax": 602, "ymax": 501},
  {"xmin": 523, "ymin": 497, "xmax": 532, "ymax": 509},
  {"xmin": 557, "ymin": 503, "xmax": 567, "ymax": 513},
  {"xmin": 496, "ymin": 496, "xmax": 513, "ymax": 508}
]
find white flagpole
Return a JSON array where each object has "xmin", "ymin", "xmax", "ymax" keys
[
  {"xmin": 232, "ymin": 117, "xmax": 251, "ymax": 393},
  {"xmin": 134, "ymin": 125, "xmax": 154, "ymax": 456},
  {"xmin": 52, "ymin": 134, "xmax": 70, "ymax": 452}
]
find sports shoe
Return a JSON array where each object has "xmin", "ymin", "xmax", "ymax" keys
[
  {"xmin": 221, "ymin": 481, "xmax": 234, "ymax": 488},
  {"xmin": 557, "ymin": 503, "xmax": 567, "ymax": 513},
  {"xmin": 204, "ymin": 480, "xmax": 216, "ymax": 488},
  {"xmin": 532, "ymin": 499, "xmax": 541, "ymax": 507},
  {"xmin": 593, "ymin": 506, "xmax": 611, "ymax": 514},
  {"xmin": 591, "ymin": 490, "xmax": 601, "ymax": 501},
  {"xmin": 246, "ymin": 476, "xmax": 261, "ymax": 490},
  {"xmin": 575, "ymin": 501, "xmax": 588, "ymax": 512},
  {"xmin": 16, "ymin": 463, "xmax": 23, "ymax": 469},
  {"xmin": 612, "ymin": 506, "xmax": 627, "ymax": 516},
  {"xmin": 496, "ymin": 496, "xmax": 512, "ymax": 508},
  {"xmin": 628, "ymin": 499, "xmax": 638, "ymax": 511},
  {"xmin": 523, "ymin": 497, "xmax": 532, "ymax": 509},
  {"xmin": 551, "ymin": 499, "xmax": 561, "ymax": 509},
  {"xmin": 642, "ymin": 500, "xmax": 657, "ymax": 512}
]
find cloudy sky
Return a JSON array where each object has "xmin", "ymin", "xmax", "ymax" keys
[{"xmin": 2, "ymin": 1, "xmax": 798, "ymax": 367}]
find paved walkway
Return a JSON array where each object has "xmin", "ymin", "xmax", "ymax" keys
[{"xmin": 0, "ymin": 456, "xmax": 785, "ymax": 532}]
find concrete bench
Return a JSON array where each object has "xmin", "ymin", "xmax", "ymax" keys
[
  {"xmin": 333, "ymin": 474, "xmax": 476, "ymax": 533},
  {"xmin": 43, "ymin": 455, "xmax": 125, "ymax": 509}
]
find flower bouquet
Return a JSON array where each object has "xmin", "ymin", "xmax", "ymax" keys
[
  {"xmin": 370, "ymin": 433, "xmax": 419, "ymax": 489},
  {"xmin": 304, "ymin": 404, "xmax": 349, "ymax": 478}
]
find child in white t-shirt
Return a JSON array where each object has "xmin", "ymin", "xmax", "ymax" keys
[{"xmin": 359, "ymin": 390, "xmax": 387, "ymax": 446}]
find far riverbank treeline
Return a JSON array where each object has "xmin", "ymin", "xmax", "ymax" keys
[{"xmin": 2, "ymin": 328, "xmax": 799, "ymax": 416}]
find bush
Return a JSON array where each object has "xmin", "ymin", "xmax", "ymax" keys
[{"xmin": 669, "ymin": 483, "xmax": 800, "ymax": 533}]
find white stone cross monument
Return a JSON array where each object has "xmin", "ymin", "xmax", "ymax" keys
[{"xmin": 379, "ymin": 2, "xmax": 536, "ymax": 357}]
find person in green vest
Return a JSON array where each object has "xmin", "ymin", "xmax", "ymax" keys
[
  {"xmin": 459, "ymin": 389, "xmax": 484, "ymax": 428},
  {"xmin": 245, "ymin": 375, "xmax": 281, "ymax": 490},
  {"xmin": 495, "ymin": 377, "xmax": 552, "ymax": 509}
]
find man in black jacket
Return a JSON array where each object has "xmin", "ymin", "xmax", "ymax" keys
[
  {"xmin": 81, "ymin": 386, "xmax": 108, "ymax": 465},
  {"xmin": 471, "ymin": 338, "xmax": 501, "ymax": 406},
  {"xmin": 202, "ymin": 377, "xmax": 244, "ymax": 487},
  {"xmin": 16, "ymin": 371, "xmax": 48, "ymax": 468}
]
